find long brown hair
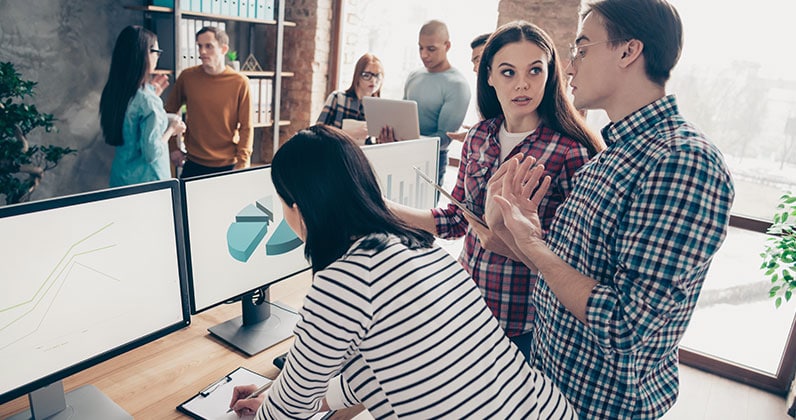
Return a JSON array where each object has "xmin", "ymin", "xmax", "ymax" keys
[{"xmin": 477, "ymin": 21, "xmax": 604, "ymax": 156}]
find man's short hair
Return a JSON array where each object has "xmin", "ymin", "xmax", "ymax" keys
[
  {"xmin": 470, "ymin": 33, "xmax": 491, "ymax": 50},
  {"xmin": 419, "ymin": 20, "xmax": 449, "ymax": 41},
  {"xmin": 196, "ymin": 26, "xmax": 230, "ymax": 46},
  {"xmin": 583, "ymin": 0, "xmax": 682, "ymax": 85}
]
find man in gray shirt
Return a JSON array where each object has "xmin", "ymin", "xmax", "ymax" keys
[{"xmin": 404, "ymin": 20, "xmax": 470, "ymax": 192}]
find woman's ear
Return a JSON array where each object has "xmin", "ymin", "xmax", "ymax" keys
[{"xmin": 293, "ymin": 203, "xmax": 307, "ymax": 237}]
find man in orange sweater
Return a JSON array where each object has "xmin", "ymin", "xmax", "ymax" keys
[{"xmin": 166, "ymin": 26, "xmax": 252, "ymax": 177}]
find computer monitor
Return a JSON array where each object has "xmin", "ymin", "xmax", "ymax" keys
[
  {"xmin": 0, "ymin": 180, "xmax": 190, "ymax": 420},
  {"xmin": 361, "ymin": 137, "xmax": 439, "ymax": 209},
  {"xmin": 181, "ymin": 166, "xmax": 310, "ymax": 356}
]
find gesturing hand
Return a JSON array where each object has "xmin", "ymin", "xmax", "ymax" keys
[
  {"xmin": 150, "ymin": 74, "xmax": 170, "ymax": 97},
  {"xmin": 492, "ymin": 154, "xmax": 550, "ymax": 253}
]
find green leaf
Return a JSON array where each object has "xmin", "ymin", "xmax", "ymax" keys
[{"xmin": 776, "ymin": 297, "xmax": 783, "ymax": 308}]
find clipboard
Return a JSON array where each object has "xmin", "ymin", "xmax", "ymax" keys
[
  {"xmin": 178, "ymin": 366, "xmax": 270, "ymax": 420},
  {"xmin": 413, "ymin": 166, "xmax": 487, "ymax": 227}
]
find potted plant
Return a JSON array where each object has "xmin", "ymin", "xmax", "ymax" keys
[
  {"xmin": 760, "ymin": 192, "xmax": 796, "ymax": 308},
  {"xmin": 0, "ymin": 61, "xmax": 76, "ymax": 205},
  {"xmin": 226, "ymin": 50, "xmax": 240, "ymax": 71}
]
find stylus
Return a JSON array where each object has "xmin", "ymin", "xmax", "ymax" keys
[{"xmin": 226, "ymin": 381, "xmax": 273, "ymax": 413}]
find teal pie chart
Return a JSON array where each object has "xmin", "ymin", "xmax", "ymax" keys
[{"xmin": 226, "ymin": 195, "xmax": 303, "ymax": 262}]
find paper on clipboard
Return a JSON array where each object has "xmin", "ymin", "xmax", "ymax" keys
[
  {"xmin": 178, "ymin": 366, "xmax": 270, "ymax": 420},
  {"xmin": 412, "ymin": 166, "xmax": 487, "ymax": 227}
]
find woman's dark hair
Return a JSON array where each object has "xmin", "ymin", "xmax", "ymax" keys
[
  {"xmin": 344, "ymin": 53, "xmax": 383, "ymax": 98},
  {"xmin": 477, "ymin": 21, "xmax": 604, "ymax": 157},
  {"xmin": 271, "ymin": 124, "xmax": 433, "ymax": 272},
  {"xmin": 583, "ymin": 0, "xmax": 683, "ymax": 86},
  {"xmin": 99, "ymin": 25, "xmax": 156, "ymax": 146}
]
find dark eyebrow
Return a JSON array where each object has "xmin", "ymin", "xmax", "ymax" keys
[{"xmin": 575, "ymin": 35, "xmax": 589, "ymax": 45}]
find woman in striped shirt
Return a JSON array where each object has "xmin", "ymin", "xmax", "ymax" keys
[{"xmin": 229, "ymin": 124, "xmax": 575, "ymax": 419}]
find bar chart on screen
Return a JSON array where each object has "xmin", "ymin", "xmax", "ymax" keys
[{"xmin": 362, "ymin": 137, "xmax": 440, "ymax": 210}]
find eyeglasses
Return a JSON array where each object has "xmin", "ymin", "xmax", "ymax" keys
[
  {"xmin": 150, "ymin": 48, "xmax": 164, "ymax": 56},
  {"xmin": 567, "ymin": 39, "xmax": 626, "ymax": 67},
  {"xmin": 360, "ymin": 71, "xmax": 382, "ymax": 81}
]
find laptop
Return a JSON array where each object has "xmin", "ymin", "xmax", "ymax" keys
[{"xmin": 362, "ymin": 96, "xmax": 421, "ymax": 140}]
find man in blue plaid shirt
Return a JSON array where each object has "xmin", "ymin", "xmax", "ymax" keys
[{"xmin": 486, "ymin": 0, "xmax": 735, "ymax": 418}]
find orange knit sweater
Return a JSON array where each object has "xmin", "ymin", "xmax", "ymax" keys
[{"xmin": 166, "ymin": 66, "xmax": 252, "ymax": 168}]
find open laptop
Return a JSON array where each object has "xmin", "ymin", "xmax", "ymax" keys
[{"xmin": 362, "ymin": 96, "xmax": 421, "ymax": 140}]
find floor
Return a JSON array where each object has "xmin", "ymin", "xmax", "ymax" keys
[{"xmin": 661, "ymin": 365, "xmax": 793, "ymax": 419}]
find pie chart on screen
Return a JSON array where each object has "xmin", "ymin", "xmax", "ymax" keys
[{"xmin": 226, "ymin": 195, "xmax": 303, "ymax": 262}]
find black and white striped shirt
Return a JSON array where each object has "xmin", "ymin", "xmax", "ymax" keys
[{"xmin": 258, "ymin": 234, "xmax": 575, "ymax": 419}]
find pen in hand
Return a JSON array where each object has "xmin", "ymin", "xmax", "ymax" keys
[{"xmin": 227, "ymin": 381, "xmax": 272, "ymax": 414}]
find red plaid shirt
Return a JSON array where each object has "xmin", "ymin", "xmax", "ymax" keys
[{"xmin": 431, "ymin": 116, "xmax": 591, "ymax": 336}]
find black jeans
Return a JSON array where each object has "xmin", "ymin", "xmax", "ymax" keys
[
  {"xmin": 435, "ymin": 148, "xmax": 448, "ymax": 204},
  {"xmin": 180, "ymin": 160, "xmax": 235, "ymax": 178}
]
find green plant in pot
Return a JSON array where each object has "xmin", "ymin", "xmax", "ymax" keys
[
  {"xmin": 760, "ymin": 192, "xmax": 796, "ymax": 308},
  {"xmin": 0, "ymin": 62, "xmax": 76, "ymax": 205},
  {"xmin": 226, "ymin": 50, "xmax": 240, "ymax": 71}
]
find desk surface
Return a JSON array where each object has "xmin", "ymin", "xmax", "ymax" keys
[{"xmin": 0, "ymin": 271, "xmax": 364, "ymax": 419}]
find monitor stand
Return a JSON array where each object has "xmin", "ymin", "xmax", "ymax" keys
[
  {"xmin": 208, "ymin": 286, "xmax": 299, "ymax": 356},
  {"xmin": 8, "ymin": 381, "xmax": 131, "ymax": 420}
]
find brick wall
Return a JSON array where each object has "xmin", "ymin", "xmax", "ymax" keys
[
  {"xmin": 497, "ymin": 0, "xmax": 582, "ymax": 59},
  {"xmin": 260, "ymin": 0, "xmax": 334, "ymax": 161}
]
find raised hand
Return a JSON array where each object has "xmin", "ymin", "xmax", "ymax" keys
[
  {"xmin": 150, "ymin": 74, "xmax": 170, "ymax": 97},
  {"xmin": 493, "ymin": 155, "xmax": 550, "ymax": 253}
]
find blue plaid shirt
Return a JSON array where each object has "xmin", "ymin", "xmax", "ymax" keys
[{"xmin": 533, "ymin": 95, "xmax": 735, "ymax": 419}]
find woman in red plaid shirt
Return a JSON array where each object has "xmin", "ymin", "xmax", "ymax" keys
[{"xmin": 389, "ymin": 21, "xmax": 604, "ymax": 361}]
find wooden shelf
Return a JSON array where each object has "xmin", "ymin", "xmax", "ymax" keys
[
  {"xmin": 181, "ymin": 10, "xmax": 296, "ymax": 26},
  {"xmin": 152, "ymin": 69, "xmax": 174, "ymax": 75},
  {"xmin": 240, "ymin": 71, "xmax": 294, "ymax": 78},
  {"xmin": 123, "ymin": 5, "xmax": 296, "ymax": 26},
  {"xmin": 253, "ymin": 120, "xmax": 291, "ymax": 129},
  {"xmin": 124, "ymin": 5, "xmax": 172, "ymax": 13}
]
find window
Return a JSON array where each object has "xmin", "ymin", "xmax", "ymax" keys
[{"xmin": 667, "ymin": 0, "xmax": 794, "ymax": 393}]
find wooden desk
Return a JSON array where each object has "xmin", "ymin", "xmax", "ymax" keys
[{"xmin": 0, "ymin": 272, "xmax": 363, "ymax": 419}]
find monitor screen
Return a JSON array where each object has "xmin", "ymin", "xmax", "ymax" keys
[
  {"xmin": 361, "ymin": 137, "xmax": 439, "ymax": 209},
  {"xmin": 180, "ymin": 139, "xmax": 438, "ymax": 356},
  {"xmin": 182, "ymin": 165, "xmax": 310, "ymax": 314},
  {"xmin": 0, "ymin": 180, "xmax": 190, "ymax": 410}
]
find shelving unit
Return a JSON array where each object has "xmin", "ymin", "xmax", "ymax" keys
[{"xmin": 127, "ymin": 1, "xmax": 293, "ymax": 161}]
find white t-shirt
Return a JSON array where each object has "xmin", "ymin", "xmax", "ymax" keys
[{"xmin": 499, "ymin": 122, "xmax": 535, "ymax": 162}]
